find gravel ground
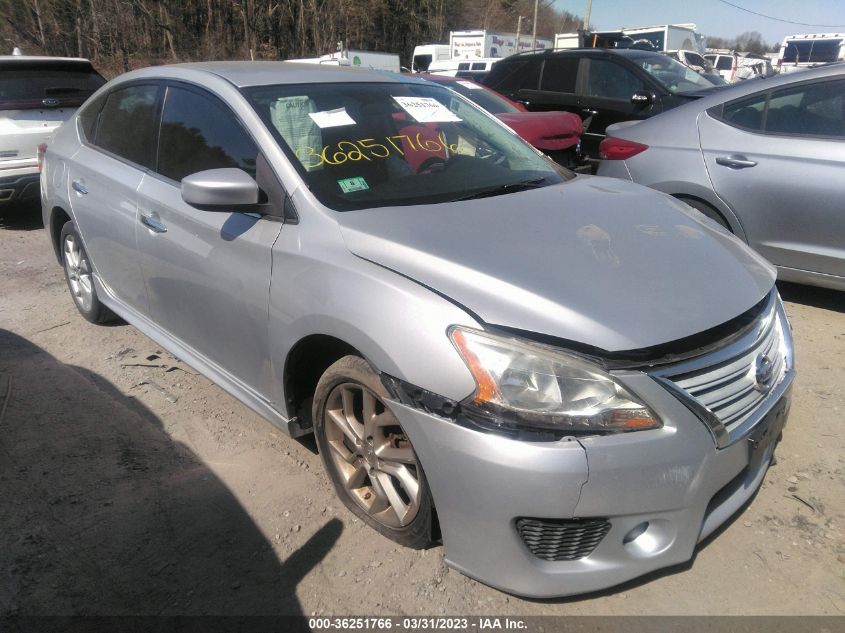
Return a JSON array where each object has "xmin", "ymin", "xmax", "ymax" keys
[{"xmin": 1, "ymin": 208, "xmax": 843, "ymax": 617}]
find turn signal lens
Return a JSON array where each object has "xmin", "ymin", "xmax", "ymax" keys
[{"xmin": 599, "ymin": 137, "xmax": 648, "ymax": 161}]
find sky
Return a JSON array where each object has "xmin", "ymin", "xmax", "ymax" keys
[{"xmin": 552, "ymin": 0, "xmax": 845, "ymax": 45}]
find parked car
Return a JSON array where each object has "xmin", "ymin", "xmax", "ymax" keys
[
  {"xmin": 42, "ymin": 62, "xmax": 794, "ymax": 598},
  {"xmin": 0, "ymin": 54, "xmax": 105, "ymax": 213},
  {"xmin": 482, "ymin": 49, "xmax": 723, "ymax": 158},
  {"xmin": 666, "ymin": 49, "xmax": 725, "ymax": 85},
  {"xmin": 704, "ymin": 52, "xmax": 775, "ymax": 83},
  {"xmin": 597, "ymin": 64, "xmax": 845, "ymax": 291},
  {"xmin": 421, "ymin": 74, "xmax": 583, "ymax": 166}
]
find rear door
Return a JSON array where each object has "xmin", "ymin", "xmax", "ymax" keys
[
  {"xmin": 577, "ymin": 56, "xmax": 658, "ymax": 156},
  {"xmin": 700, "ymin": 77, "xmax": 845, "ymax": 278},
  {"xmin": 135, "ymin": 83, "xmax": 283, "ymax": 402},
  {"xmin": 67, "ymin": 82, "xmax": 160, "ymax": 315}
]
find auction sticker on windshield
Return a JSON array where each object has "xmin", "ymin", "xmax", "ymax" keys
[
  {"xmin": 309, "ymin": 107, "xmax": 357, "ymax": 128},
  {"xmin": 337, "ymin": 177, "xmax": 370, "ymax": 193},
  {"xmin": 393, "ymin": 96, "xmax": 462, "ymax": 123}
]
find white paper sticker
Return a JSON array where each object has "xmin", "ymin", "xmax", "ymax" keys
[
  {"xmin": 308, "ymin": 107, "xmax": 356, "ymax": 128},
  {"xmin": 456, "ymin": 80, "xmax": 483, "ymax": 90},
  {"xmin": 392, "ymin": 96, "xmax": 462, "ymax": 123}
]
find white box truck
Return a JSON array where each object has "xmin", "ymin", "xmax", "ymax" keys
[
  {"xmin": 555, "ymin": 23, "xmax": 705, "ymax": 54},
  {"xmin": 449, "ymin": 30, "xmax": 552, "ymax": 60}
]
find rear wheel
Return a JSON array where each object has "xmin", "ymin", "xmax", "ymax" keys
[
  {"xmin": 313, "ymin": 355, "xmax": 433, "ymax": 548},
  {"xmin": 60, "ymin": 221, "xmax": 115, "ymax": 324}
]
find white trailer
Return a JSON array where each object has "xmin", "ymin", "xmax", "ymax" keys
[
  {"xmin": 287, "ymin": 50, "xmax": 400, "ymax": 73},
  {"xmin": 555, "ymin": 23, "xmax": 705, "ymax": 54},
  {"xmin": 449, "ymin": 30, "xmax": 552, "ymax": 60}
]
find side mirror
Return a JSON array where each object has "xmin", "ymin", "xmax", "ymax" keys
[
  {"xmin": 181, "ymin": 168, "xmax": 260, "ymax": 210},
  {"xmin": 631, "ymin": 91, "xmax": 654, "ymax": 106}
]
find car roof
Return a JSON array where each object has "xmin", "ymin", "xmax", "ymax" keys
[
  {"xmin": 0, "ymin": 55, "xmax": 95, "ymax": 67},
  {"xmin": 126, "ymin": 61, "xmax": 410, "ymax": 88},
  {"xmin": 499, "ymin": 48, "xmax": 667, "ymax": 62}
]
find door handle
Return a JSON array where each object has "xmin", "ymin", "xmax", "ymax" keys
[
  {"xmin": 140, "ymin": 213, "xmax": 167, "ymax": 234},
  {"xmin": 716, "ymin": 155, "xmax": 757, "ymax": 169},
  {"xmin": 71, "ymin": 180, "xmax": 88, "ymax": 195},
  {"xmin": 581, "ymin": 109, "xmax": 598, "ymax": 116}
]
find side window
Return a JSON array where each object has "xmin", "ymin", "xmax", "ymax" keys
[
  {"xmin": 157, "ymin": 86, "xmax": 258, "ymax": 182},
  {"xmin": 77, "ymin": 91, "xmax": 107, "ymax": 142},
  {"xmin": 716, "ymin": 56, "xmax": 733, "ymax": 71},
  {"xmin": 485, "ymin": 59, "xmax": 541, "ymax": 94},
  {"xmin": 95, "ymin": 84, "xmax": 159, "ymax": 167},
  {"xmin": 719, "ymin": 93, "xmax": 767, "ymax": 131},
  {"xmin": 765, "ymin": 79, "xmax": 845, "ymax": 137},
  {"xmin": 540, "ymin": 57, "xmax": 579, "ymax": 93},
  {"xmin": 585, "ymin": 59, "xmax": 645, "ymax": 100}
]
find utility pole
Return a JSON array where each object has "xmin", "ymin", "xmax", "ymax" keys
[
  {"xmin": 583, "ymin": 0, "xmax": 593, "ymax": 30},
  {"xmin": 516, "ymin": 16, "xmax": 523, "ymax": 52},
  {"xmin": 531, "ymin": 0, "xmax": 538, "ymax": 50}
]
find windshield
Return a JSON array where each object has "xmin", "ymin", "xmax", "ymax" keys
[
  {"xmin": 243, "ymin": 81, "xmax": 565, "ymax": 211},
  {"xmin": 632, "ymin": 55, "xmax": 716, "ymax": 94},
  {"xmin": 425, "ymin": 78, "xmax": 520, "ymax": 114}
]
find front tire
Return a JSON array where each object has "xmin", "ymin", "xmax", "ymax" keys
[
  {"xmin": 60, "ymin": 221, "xmax": 115, "ymax": 324},
  {"xmin": 313, "ymin": 355, "xmax": 434, "ymax": 548}
]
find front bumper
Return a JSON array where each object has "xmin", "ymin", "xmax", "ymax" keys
[
  {"xmin": 389, "ymin": 368, "xmax": 793, "ymax": 598},
  {"xmin": 0, "ymin": 171, "xmax": 41, "ymax": 208}
]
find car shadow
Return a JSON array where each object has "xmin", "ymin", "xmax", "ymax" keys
[
  {"xmin": 0, "ymin": 329, "xmax": 340, "ymax": 621},
  {"xmin": 777, "ymin": 281, "xmax": 844, "ymax": 313},
  {"xmin": 0, "ymin": 203, "xmax": 43, "ymax": 231}
]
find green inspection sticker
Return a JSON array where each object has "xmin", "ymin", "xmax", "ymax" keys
[{"xmin": 337, "ymin": 177, "xmax": 369, "ymax": 193}]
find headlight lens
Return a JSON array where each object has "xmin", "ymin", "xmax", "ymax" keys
[{"xmin": 450, "ymin": 327, "xmax": 661, "ymax": 434}]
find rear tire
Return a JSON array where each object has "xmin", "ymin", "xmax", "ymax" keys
[
  {"xmin": 60, "ymin": 221, "xmax": 116, "ymax": 324},
  {"xmin": 313, "ymin": 355, "xmax": 434, "ymax": 548}
]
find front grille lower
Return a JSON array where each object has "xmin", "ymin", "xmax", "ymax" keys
[
  {"xmin": 657, "ymin": 294, "xmax": 787, "ymax": 438},
  {"xmin": 516, "ymin": 517, "xmax": 611, "ymax": 561}
]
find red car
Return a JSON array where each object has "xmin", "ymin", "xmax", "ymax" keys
[{"xmin": 422, "ymin": 74, "xmax": 583, "ymax": 167}]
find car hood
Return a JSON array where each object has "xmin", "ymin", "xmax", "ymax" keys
[
  {"xmin": 336, "ymin": 176, "xmax": 775, "ymax": 352},
  {"xmin": 496, "ymin": 111, "xmax": 583, "ymax": 151}
]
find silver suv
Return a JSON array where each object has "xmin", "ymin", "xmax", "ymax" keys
[
  {"xmin": 41, "ymin": 62, "xmax": 794, "ymax": 597},
  {"xmin": 0, "ymin": 54, "xmax": 104, "ymax": 212}
]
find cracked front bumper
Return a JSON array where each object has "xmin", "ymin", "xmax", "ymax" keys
[{"xmin": 388, "ymin": 368, "xmax": 793, "ymax": 598}]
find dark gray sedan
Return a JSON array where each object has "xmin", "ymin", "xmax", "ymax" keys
[{"xmin": 598, "ymin": 64, "xmax": 845, "ymax": 291}]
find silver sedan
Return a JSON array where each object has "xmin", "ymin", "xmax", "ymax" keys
[
  {"xmin": 598, "ymin": 64, "xmax": 845, "ymax": 292},
  {"xmin": 42, "ymin": 62, "xmax": 794, "ymax": 597}
]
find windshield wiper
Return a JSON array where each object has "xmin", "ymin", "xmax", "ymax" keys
[{"xmin": 453, "ymin": 177, "xmax": 548, "ymax": 202}]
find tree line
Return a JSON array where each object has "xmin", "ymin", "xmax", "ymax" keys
[{"xmin": 2, "ymin": 0, "xmax": 582, "ymax": 76}]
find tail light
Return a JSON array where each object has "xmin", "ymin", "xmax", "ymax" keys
[
  {"xmin": 37, "ymin": 143, "xmax": 47, "ymax": 172},
  {"xmin": 776, "ymin": 58, "xmax": 782, "ymax": 67},
  {"xmin": 599, "ymin": 137, "xmax": 648, "ymax": 161}
]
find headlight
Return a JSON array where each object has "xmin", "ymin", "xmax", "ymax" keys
[{"xmin": 450, "ymin": 327, "xmax": 661, "ymax": 434}]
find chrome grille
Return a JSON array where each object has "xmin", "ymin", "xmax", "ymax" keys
[
  {"xmin": 653, "ymin": 292, "xmax": 792, "ymax": 446},
  {"xmin": 516, "ymin": 517, "xmax": 610, "ymax": 561}
]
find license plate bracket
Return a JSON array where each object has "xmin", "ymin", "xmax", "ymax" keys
[{"xmin": 747, "ymin": 393, "xmax": 789, "ymax": 472}]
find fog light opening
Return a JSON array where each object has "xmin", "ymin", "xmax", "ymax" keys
[
  {"xmin": 622, "ymin": 519, "xmax": 674, "ymax": 557},
  {"xmin": 623, "ymin": 522, "xmax": 649, "ymax": 544}
]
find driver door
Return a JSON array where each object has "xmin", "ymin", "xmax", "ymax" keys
[{"xmin": 135, "ymin": 84, "xmax": 283, "ymax": 403}]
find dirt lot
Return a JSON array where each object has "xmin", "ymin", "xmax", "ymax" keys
[{"xmin": 1, "ymin": 208, "xmax": 843, "ymax": 617}]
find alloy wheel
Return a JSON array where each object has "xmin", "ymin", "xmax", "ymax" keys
[
  {"xmin": 63, "ymin": 234, "xmax": 93, "ymax": 313},
  {"xmin": 323, "ymin": 383, "xmax": 422, "ymax": 528}
]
